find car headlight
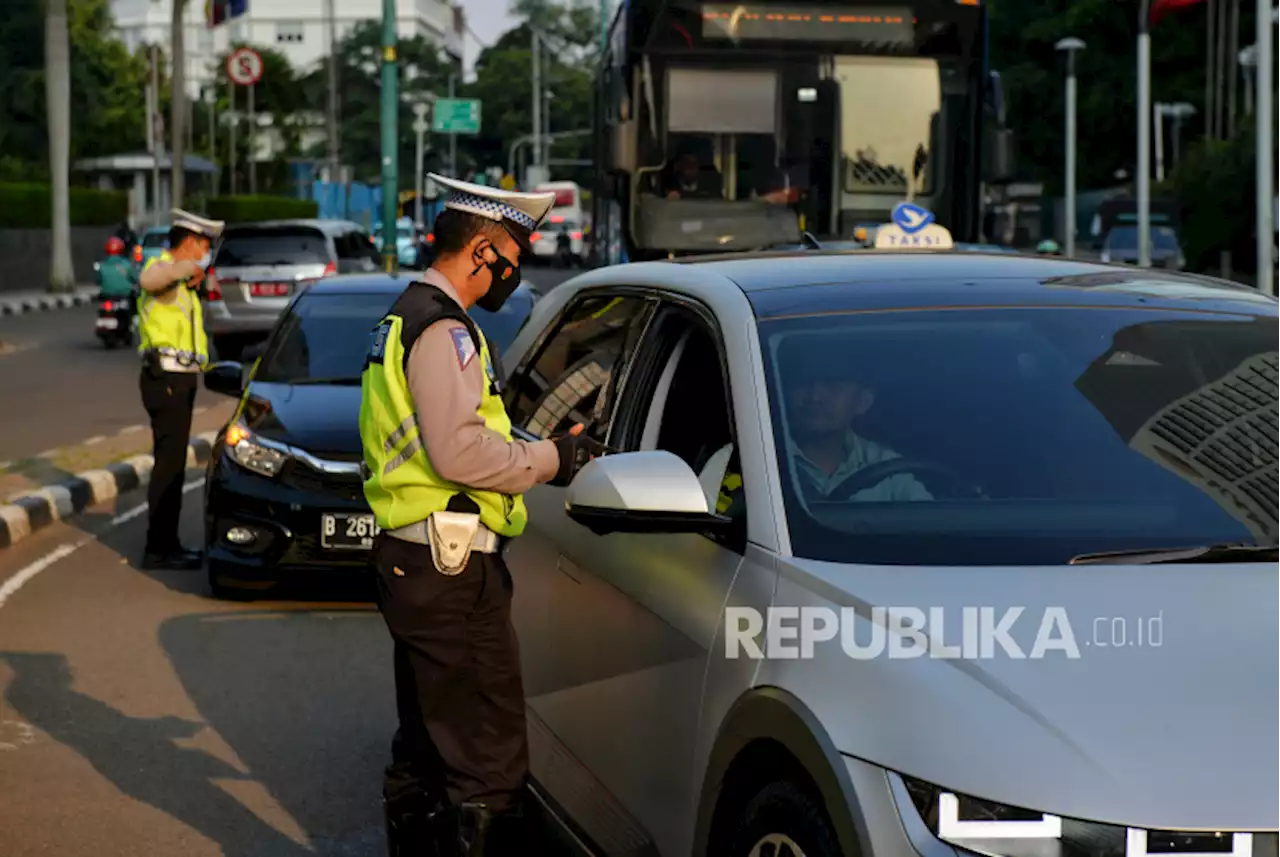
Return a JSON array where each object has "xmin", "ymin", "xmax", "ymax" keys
[
  {"xmin": 224, "ymin": 423, "xmax": 287, "ymax": 478},
  {"xmin": 898, "ymin": 775, "xmax": 1253, "ymax": 857}
]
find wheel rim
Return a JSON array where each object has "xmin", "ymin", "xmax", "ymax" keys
[{"xmin": 749, "ymin": 833, "xmax": 807, "ymax": 857}]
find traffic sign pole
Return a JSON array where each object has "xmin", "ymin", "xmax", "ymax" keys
[{"xmin": 225, "ymin": 47, "xmax": 264, "ymax": 199}]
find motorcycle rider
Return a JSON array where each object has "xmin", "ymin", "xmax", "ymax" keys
[
  {"xmin": 98, "ymin": 237, "xmax": 138, "ymax": 300},
  {"xmin": 555, "ymin": 221, "xmax": 573, "ymax": 268}
]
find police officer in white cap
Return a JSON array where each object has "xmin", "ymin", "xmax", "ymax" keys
[
  {"xmin": 136, "ymin": 208, "xmax": 224, "ymax": 570},
  {"xmin": 359, "ymin": 175, "xmax": 602, "ymax": 856}
]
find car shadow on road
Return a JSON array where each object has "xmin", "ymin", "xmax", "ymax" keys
[
  {"xmin": 158, "ymin": 608, "xmax": 395, "ymax": 855},
  {"xmin": 0, "ymin": 650, "xmax": 318, "ymax": 857}
]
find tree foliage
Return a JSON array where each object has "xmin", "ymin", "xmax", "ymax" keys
[
  {"xmin": 989, "ymin": 0, "xmax": 1261, "ymax": 193},
  {"xmin": 0, "ymin": 0, "xmax": 148, "ymax": 181},
  {"xmin": 297, "ymin": 20, "xmax": 457, "ymax": 186}
]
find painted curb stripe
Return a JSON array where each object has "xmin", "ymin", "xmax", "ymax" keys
[{"xmin": 0, "ymin": 429, "xmax": 220, "ymax": 550}]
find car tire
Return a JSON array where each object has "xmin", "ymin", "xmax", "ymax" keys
[
  {"xmin": 207, "ymin": 560, "xmax": 259, "ymax": 602},
  {"xmin": 726, "ymin": 781, "xmax": 842, "ymax": 857}
]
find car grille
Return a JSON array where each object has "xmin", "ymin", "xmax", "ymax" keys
[
  {"xmin": 280, "ymin": 457, "xmax": 365, "ymax": 502},
  {"xmin": 1134, "ymin": 352, "xmax": 1279, "ymax": 538}
]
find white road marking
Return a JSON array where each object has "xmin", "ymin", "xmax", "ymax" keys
[
  {"xmin": 118, "ymin": 424, "xmax": 144, "ymax": 435},
  {"xmin": 0, "ymin": 478, "xmax": 206, "ymax": 611},
  {"xmin": 35, "ymin": 449, "xmax": 58, "ymax": 459},
  {"xmin": 82, "ymin": 435, "xmax": 106, "ymax": 446}
]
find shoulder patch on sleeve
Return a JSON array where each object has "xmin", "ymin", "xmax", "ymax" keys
[
  {"xmin": 450, "ymin": 326, "xmax": 477, "ymax": 370},
  {"xmin": 367, "ymin": 321, "xmax": 391, "ymax": 362}
]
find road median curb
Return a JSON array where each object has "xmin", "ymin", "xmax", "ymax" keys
[
  {"xmin": 0, "ymin": 288, "xmax": 97, "ymax": 318},
  {"xmin": 0, "ymin": 431, "xmax": 218, "ymax": 549}
]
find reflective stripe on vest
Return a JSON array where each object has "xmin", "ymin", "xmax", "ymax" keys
[
  {"xmin": 137, "ymin": 250, "xmax": 209, "ymax": 367},
  {"xmin": 359, "ymin": 314, "xmax": 527, "ymax": 537}
]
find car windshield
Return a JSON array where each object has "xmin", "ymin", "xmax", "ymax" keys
[
  {"xmin": 760, "ymin": 306, "xmax": 1278, "ymax": 565},
  {"xmin": 141, "ymin": 231, "xmax": 167, "ymax": 247},
  {"xmin": 256, "ymin": 292, "xmax": 393, "ymax": 384},
  {"xmin": 215, "ymin": 227, "xmax": 330, "ymax": 266},
  {"xmin": 1106, "ymin": 226, "xmax": 1180, "ymax": 251}
]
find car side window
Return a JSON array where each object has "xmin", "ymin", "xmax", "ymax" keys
[
  {"xmin": 623, "ymin": 306, "xmax": 746, "ymax": 552},
  {"xmin": 337, "ymin": 230, "xmax": 379, "ymax": 269},
  {"xmin": 505, "ymin": 295, "xmax": 656, "ymax": 446}
]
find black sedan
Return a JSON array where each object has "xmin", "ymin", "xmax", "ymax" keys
[{"xmin": 201, "ymin": 272, "xmax": 540, "ymax": 599}]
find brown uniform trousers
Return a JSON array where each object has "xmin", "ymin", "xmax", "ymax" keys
[{"xmin": 372, "ymin": 532, "xmax": 528, "ymax": 817}]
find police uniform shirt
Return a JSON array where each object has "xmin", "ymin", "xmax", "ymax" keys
[{"xmin": 405, "ymin": 268, "xmax": 561, "ymax": 493}]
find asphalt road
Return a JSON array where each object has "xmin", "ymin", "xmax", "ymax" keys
[
  {"xmin": 0, "ymin": 475, "xmax": 398, "ymax": 856},
  {"xmin": 0, "ymin": 268, "xmax": 580, "ymax": 466},
  {"xmin": 0, "ymin": 306, "xmax": 224, "ymax": 464}
]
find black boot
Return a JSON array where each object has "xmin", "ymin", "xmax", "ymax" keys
[
  {"xmin": 457, "ymin": 802, "xmax": 493, "ymax": 856},
  {"xmin": 386, "ymin": 796, "xmax": 461, "ymax": 857}
]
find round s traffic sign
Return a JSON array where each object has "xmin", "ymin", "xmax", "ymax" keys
[{"xmin": 226, "ymin": 48, "xmax": 263, "ymax": 86}]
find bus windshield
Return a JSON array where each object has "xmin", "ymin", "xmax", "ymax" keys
[{"xmin": 601, "ymin": 0, "xmax": 984, "ymax": 256}]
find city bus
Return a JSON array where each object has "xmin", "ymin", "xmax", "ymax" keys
[{"xmin": 590, "ymin": 0, "xmax": 1014, "ymax": 263}]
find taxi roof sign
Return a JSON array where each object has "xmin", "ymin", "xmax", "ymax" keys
[{"xmin": 874, "ymin": 202, "xmax": 953, "ymax": 249}]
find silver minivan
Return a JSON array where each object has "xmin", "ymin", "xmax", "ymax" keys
[{"xmin": 205, "ymin": 219, "xmax": 381, "ymax": 360}]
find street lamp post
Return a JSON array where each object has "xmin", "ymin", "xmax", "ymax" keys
[
  {"xmin": 1137, "ymin": 1, "xmax": 1153, "ymax": 267},
  {"xmin": 1256, "ymin": 0, "xmax": 1275, "ymax": 295},
  {"xmin": 1165, "ymin": 102, "xmax": 1196, "ymax": 169},
  {"xmin": 1056, "ymin": 37, "xmax": 1085, "ymax": 258},
  {"xmin": 413, "ymin": 101, "xmax": 430, "ymax": 227}
]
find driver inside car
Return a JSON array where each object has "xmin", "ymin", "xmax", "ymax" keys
[{"xmin": 784, "ymin": 357, "xmax": 933, "ymax": 503}]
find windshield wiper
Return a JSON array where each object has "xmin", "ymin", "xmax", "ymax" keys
[
  {"xmin": 1069, "ymin": 543, "xmax": 1279, "ymax": 565},
  {"xmin": 274, "ymin": 376, "xmax": 363, "ymax": 386}
]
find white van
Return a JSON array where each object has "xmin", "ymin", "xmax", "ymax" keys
[{"xmin": 529, "ymin": 181, "xmax": 586, "ymax": 266}]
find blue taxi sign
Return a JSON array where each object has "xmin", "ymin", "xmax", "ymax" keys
[
  {"xmin": 891, "ymin": 202, "xmax": 934, "ymax": 233},
  {"xmin": 875, "ymin": 202, "xmax": 953, "ymax": 249}
]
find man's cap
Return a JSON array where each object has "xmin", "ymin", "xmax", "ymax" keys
[
  {"xmin": 170, "ymin": 208, "xmax": 225, "ymax": 241},
  {"xmin": 429, "ymin": 173, "xmax": 556, "ymax": 251}
]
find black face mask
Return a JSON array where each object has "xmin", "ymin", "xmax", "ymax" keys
[{"xmin": 472, "ymin": 241, "xmax": 522, "ymax": 312}]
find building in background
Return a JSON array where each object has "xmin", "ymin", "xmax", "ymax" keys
[{"xmin": 110, "ymin": 0, "xmax": 464, "ymax": 99}]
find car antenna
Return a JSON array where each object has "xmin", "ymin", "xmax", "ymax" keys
[{"xmin": 800, "ymin": 231, "xmax": 822, "ymax": 250}]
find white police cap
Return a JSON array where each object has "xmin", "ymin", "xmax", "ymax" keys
[
  {"xmin": 429, "ymin": 173, "xmax": 556, "ymax": 250},
  {"xmin": 170, "ymin": 208, "xmax": 225, "ymax": 241}
]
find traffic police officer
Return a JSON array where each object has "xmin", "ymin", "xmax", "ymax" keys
[
  {"xmin": 359, "ymin": 175, "xmax": 599, "ymax": 856},
  {"xmin": 136, "ymin": 208, "xmax": 224, "ymax": 571}
]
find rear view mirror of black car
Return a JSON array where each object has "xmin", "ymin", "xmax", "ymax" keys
[{"xmin": 204, "ymin": 361, "xmax": 244, "ymax": 397}]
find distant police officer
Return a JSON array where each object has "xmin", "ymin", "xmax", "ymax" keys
[
  {"xmin": 359, "ymin": 175, "xmax": 600, "ymax": 857},
  {"xmin": 136, "ymin": 209, "xmax": 224, "ymax": 571}
]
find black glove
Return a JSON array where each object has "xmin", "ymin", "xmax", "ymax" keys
[{"xmin": 550, "ymin": 432, "xmax": 606, "ymax": 487}]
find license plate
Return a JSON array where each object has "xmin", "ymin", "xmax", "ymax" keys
[
  {"xmin": 250, "ymin": 283, "xmax": 290, "ymax": 297},
  {"xmin": 321, "ymin": 513, "xmax": 380, "ymax": 550},
  {"xmin": 96, "ymin": 317, "xmax": 119, "ymax": 329}
]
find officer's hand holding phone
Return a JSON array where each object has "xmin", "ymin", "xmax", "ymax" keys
[{"xmin": 549, "ymin": 423, "xmax": 609, "ymax": 487}]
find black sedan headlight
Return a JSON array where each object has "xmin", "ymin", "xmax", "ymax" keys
[
  {"xmin": 223, "ymin": 423, "xmax": 287, "ymax": 478},
  {"xmin": 898, "ymin": 775, "xmax": 1253, "ymax": 857}
]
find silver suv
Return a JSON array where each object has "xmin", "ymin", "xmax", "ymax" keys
[{"xmin": 205, "ymin": 219, "xmax": 381, "ymax": 360}]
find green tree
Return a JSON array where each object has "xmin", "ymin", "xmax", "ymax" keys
[
  {"xmin": 0, "ymin": 0, "xmax": 149, "ymax": 179},
  {"xmin": 460, "ymin": 11, "xmax": 597, "ymax": 183},
  {"xmin": 203, "ymin": 44, "xmax": 303, "ymax": 195},
  {"xmin": 298, "ymin": 20, "xmax": 456, "ymax": 187},
  {"xmin": 990, "ymin": 0, "xmax": 1257, "ymax": 193}
]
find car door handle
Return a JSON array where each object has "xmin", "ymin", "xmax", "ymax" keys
[{"xmin": 556, "ymin": 555, "xmax": 582, "ymax": 584}]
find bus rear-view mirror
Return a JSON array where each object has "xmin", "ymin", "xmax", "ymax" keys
[{"xmin": 984, "ymin": 127, "xmax": 1015, "ymax": 183}]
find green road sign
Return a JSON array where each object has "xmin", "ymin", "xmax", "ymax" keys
[{"xmin": 432, "ymin": 98, "xmax": 481, "ymax": 135}]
